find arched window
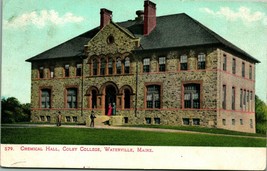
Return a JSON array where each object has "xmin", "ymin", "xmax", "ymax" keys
[
  {"xmin": 93, "ymin": 59, "xmax": 98, "ymax": 75},
  {"xmin": 124, "ymin": 89, "xmax": 131, "ymax": 108},
  {"xmin": 116, "ymin": 57, "xmax": 122, "ymax": 74},
  {"xmin": 180, "ymin": 55, "xmax": 187, "ymax": 70},
  {"xmin": 100, "ymin": 58, "xmax": 106, "ymax": 75},
  {"xmin": 184, "ymin": 84, "xmax": 200, "ymax": 109},
  {"xmin": 124, "ymin": 57, "xmax": 130, "ymax": 74},
  {"xmin": 198, "ymin": 53, "xmax": 206, "ymax": 69},
  {"xmin": 146, "ymin": 85, "xmax": 160, "ymax": 108},
  {"xmin": 108, "ymin": 58, "xmax": 113, "ymax": 75},
  {"xmin": 91, "ymin": 89, "xmax": 97, "ymax": 109}
]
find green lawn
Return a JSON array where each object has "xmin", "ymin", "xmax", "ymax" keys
[
  {"xmin": 1, "ymin": 127, "xmax": 266, "ymax": 147},
  {"xmin": 122, "ymin": 125, "xmax": 266, "ymax": 137}
]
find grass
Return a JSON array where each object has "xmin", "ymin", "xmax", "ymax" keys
[
  {"xmin": 121, "ymin": 125, "xmax": 266, "ymax": 137},
  {"xmin": 1, "ymin": 127, "xmax": 266, "ymax": 147}
]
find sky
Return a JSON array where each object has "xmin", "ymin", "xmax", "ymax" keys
[{"xmin": 2, "ymin": 0, "xmax": 267, "ymax": 104}]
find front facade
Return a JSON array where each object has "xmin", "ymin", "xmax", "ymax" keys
[{"xmin": 27, "ymin": 1, "xmax": 259, "ymax": 133}]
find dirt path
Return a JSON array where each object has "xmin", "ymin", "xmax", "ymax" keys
[{"xmin": 2, "ymin": 124, "xmax": 266, "ymax": 139}]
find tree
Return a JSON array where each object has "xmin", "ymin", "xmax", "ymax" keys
[
  {"xmin": 255, "ymin": 95, "xmax": 267, "ymax": 134},
  {"xmin": 1, "ymin": 97, "xmax": 31, "ymax": 123}
]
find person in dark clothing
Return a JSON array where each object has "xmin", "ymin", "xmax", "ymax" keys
[
  {"xmin": 90, "ymin": 111, "xmax": 96, "ymax": 127},
  {"xmin": 57, "ymin": 111, "xmax": 62, "ymax": 126}
]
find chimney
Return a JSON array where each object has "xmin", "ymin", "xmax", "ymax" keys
[
  {"xmin": 100, "ymin": 8, "xmax": 112, "ymax": 29},
  {"xmin": 143, "ymin": 0, "xmax": 156, "ymax": 36},
  {"xmin": 135, "ymin": 10, "xmax": 144, "ymax": 21}
]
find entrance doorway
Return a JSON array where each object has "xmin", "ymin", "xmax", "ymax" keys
[{"xmin": 105, "ymin": 85, "xmax": 116, "ymax": 115}]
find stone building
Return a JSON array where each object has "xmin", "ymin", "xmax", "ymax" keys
[{"xmin": 26, "ymin": 0, "xmax": 259, "ymax": 133}]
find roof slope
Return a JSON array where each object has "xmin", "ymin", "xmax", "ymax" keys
[{"xmin": 26, "ymin": 13, "xmax": 259, "ymax": 63}]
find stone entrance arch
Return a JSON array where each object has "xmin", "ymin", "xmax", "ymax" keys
[{"xmin": 100, "ymin": 82, "xmax": 119, "ymax": 115}]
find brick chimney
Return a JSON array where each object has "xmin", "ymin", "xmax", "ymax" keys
[
  {"xmin": 100, "ymin": 8, "xmax": 112, "ymax": 29},
  {"xmin": 143, "ymin": 0, "xmax": 156, "ymax": 36}
]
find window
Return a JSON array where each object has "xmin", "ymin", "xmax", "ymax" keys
[
  {"xmin": 65, "ymin": 64, "xmax": 70, "ymax": 77},
  {"xmin": 124, "ymin": 57, "xmax": 130, "ymax": 74},
  {"xmin": 250, "ymin": 91, "xmax": 253, "ymax": 101},
  {"xmin": 124, "ymin": 89, "xmax": 131, "ymax": 109},
  {"xmin": 76, "ymin": 64, "xmax": 82, "ymax": 76},
  {"xmin": 143, "ymin": 58, "xmax": 150, "ymax": 73},
  {"xmin": 46, "ymin": 116, "xmax": 51, "ymax": 122},
  {"xmin": 41, "ymin": 89, "xmax": 51, "ymax": 108},
  {"xmin": 93, "ymin": 59, "xmax": 98, "ymax": 75},
  {"xmin": 116, "ymin": 58, "xmax": 122, "ymax": 74},
  {"xmin": 184, "ymin": 84, "xmax": 200, "ymax": 109},
  {"xmin": 108, "ymin": 58, "xmax": 113, "ymax": 75},
  {"xmin": 249, "ymin": 65, "xmax": 252, "ymax": 79},
  {"xmin": 91, "ymin": 90, "xmax": 97, "ymax": 109},
  {"xmin": 67, "ymin": 88, "xmax": 77, "ymax": 108},
  {"xmin": 222, "ymin": 85, "xmax": 226, "ymax": 110},
  {"xmin": 39, "ymin": 66, "xmax": 44, "ymax": 78},
  {"xmin": 146, "ymin": 85, "xmax": 160, "ymax": 108},
  {"xmin": 240, "ymin": 119, "xmax": 243, "ymax": 125},
  {"xmin": 145, "ymin": 118, "xmax": 151, "ymax": 124},
  {"xmin": 232, "ymin": 87, "xmax": 235, "ymax": 110},
  {"xmin": 66, "ymin": 116, "xmax": 71, "ymax": 122},
  {"xmin": 50, "ymin": 66, "xmax": 54, "ymax": 78},
  {"xmin": 180, "ymin": 55, "xmax": 187, "ymax": 70},
  {"xmin": 240, "ymin": 89, "xmax": 243, "ymax": 109},
  {"xmin": 154, "ymin": 118, "xmax": 160, "ymax": 124},
  {"xmin": 222, "ymin": 119, "xmax": 226, "ymax": 126},
  {"xmin": 193, "ymin": 118, "xmax": 200, "ymax": 125},
  {"xmin": 159, "ymin": 56, "xmax": 166, "ymax": 72},
  {"xmin": 242, "ymin": 62, "xmax": 245, "ymax": 77},
  {"xmin": 232, "ymin": 58, "xmax": 236, "ymax": 74},
  {"xmin": 250, "ymin": 119, "xmax": 253, "ymax": 128},
  {"xmin": 100, "ymin": 58, "xmax": 106, "ymax": 75},
  {"xmin": 183, "ymin": 118, "xmax": 190, "ymax": 125},
  {"xmin": 223, "ymin": 54, "xmax": 227, "ymax": 71},
  {"xmin": 197, "ymin": 53, "xmax": 206, "ymax": 69},
  {"xmin": 124, "ymin": 117, "xmax": 129, "ymax": 124},
  {"xmin": 73, "ymin": 116, "xmax": 78, "ymax": 122},
  {"xmin": 40, "ymin": 116, "xmax": 45, "ymax": 121},
  {"xmin": 232, "ymin": 119, "xmax": 235, "ymax": 125},
  {"xmin": 243, "ymin": 90, "xmax": 246, "ymax": 108},
  {"xmin": 247, "ymin": 90, "xmax": 249, "ymax": 103}
]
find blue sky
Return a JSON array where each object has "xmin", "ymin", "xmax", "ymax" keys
[{"xmin": 2, "ymin": 0, "xmax": 267, "ymax": 104}]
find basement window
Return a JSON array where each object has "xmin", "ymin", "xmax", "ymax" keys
[
  {"xmin": 46, "ymin": 116, "xmax": 51, "ymax": 122},
  {"xmin": 154, "ymin": 118, "xmax": 160, "ymax": 124},
  {"xmin": 145, "ymin": 118, "xmax": 151, "ymax": 124},
  {"xmin": 183, "ymin": 118, "xmax": 190, "ymax": 125},
  {"xmin": 193, "ymin": 118, "xmax": 200, "ymax": 125},
  {"xmin": 124, "ymin": 117, "xmax": 129, "ymax": 124},
  {"xmin": 66, "ymin": 116, "xmax": 71, "ymax": 122},
  {"xmin": 73, "ymin": 116, "xmax": 78, "ymax": 122}
]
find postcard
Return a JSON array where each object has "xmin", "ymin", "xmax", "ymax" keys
[{"xmin": 1, "ymin": 0, "xmax": 266, "ymax": 170}]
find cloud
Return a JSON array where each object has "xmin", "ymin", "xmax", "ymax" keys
[
  {"xmin": 200, "ymin": 7, "xmax": 267, "ymax": 25},
  {"xmin": 4, "ymin": 10, "xmax": 85, "ymax": 29}
]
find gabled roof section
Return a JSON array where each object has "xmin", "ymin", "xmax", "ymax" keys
[{"xmin": 26, "ymin": 13, "xmax": 260, "ymax": 63}]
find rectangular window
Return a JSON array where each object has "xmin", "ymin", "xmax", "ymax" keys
[
  {"xmin": 67, "ymin": 88, "xmax": 77, "ymax": 108},
  {"xmin": 143, "ymin": 58, "xmax": 150, "ymax": 73},
  {"xmin": 243, "ymin": 90, "xmax": 246, "ymax": 108},
  {"xmin": 232, "ymin": 119, "xmax": 235, "ymax": 125},
  {"xmin": 242, "ymin": 62, "xmax": 245, "ymax": 77},
  {"xmin": 183, "ymin": 118, "xmax": 190, "ymax": 125},
  {"xmin": 41, "ymin": 89, "xmax": 51, "ymax": 108},
  {"xmin": 249, "ymin": 65, "xmax": 252, "ymax": 79},
  {"xmin": 145, "ymin": 118, "xmax": 151, "ymax": 124},
  {"xmin": 46, "ymin": 116, "xmax": 51, "ymax": 122},
  {"xmin": 159, "ymin": 57, "xmax": 166, "ymax": 72},
  {"xmin": 250, "ymin": 91, "xmax": 253, "ymax": 101},
  {"xmin": 222, "ymin": 119, "xmax": 226, "ymax": 126},
  {"xmin": 154, "ymin": 118, "xmax": 160, "ymax": 124},
  {"xmin": 222, "ymin": 85, "xmax": 226, "ymax": 110},
  {"xmin": 180, "ymin": 55, "xmax": 187, "ymax": 70},
  {"xmin": 66, "ymin": 116, "xmax": 71, "ymax": 122},
  {"xmin": 76, "ymin": 64, "xmax": 82, "ymax": 76},
  {"xmin": 65, "ymin": 64, "xmax": 70, "ymax": 77},
  {"xmin": 193, "ymin": 118, "xmax": 200, "ymax": 125},
  {"xmin": 197, "ymin": 53, "xmax": 206, "ymax": 69},
  {"xmin": 39, "ymin": 66, "xmax": 44, "ymax": 78},
  {"xmin": 240, "ymin": 89, "xmax": 243, "ymax": 109},
  {"xmin": 184, "ymin": 84, "xmax": 200, "ymax": 109},
  {"xmin": 240, "ymin": 119, "xmax": 243, "ymax": 125},
  {"xmin": 73, "ymin": 116, "xmax": 78, "ymax": 122},
  {"xmin": 124, "ymin": 117, "xmax": 129, "ymax": 124},
  {"xmin": 232, "ymin": 87, "xmax": 235, "ymax": 110},
  {"xmin": 146, "ymin": 85, "xmax": 160, "ymax": 108},
  {"xmin": 223, "ymin": 54, "xmax": 227, "ymax": 71},
  {"xmin": 232, "ymin": 58, "xmax": 236, "ymax": 74},
  {"xmin": 50, "ymin": 66, "xmax": 54, "ymax": 78}
]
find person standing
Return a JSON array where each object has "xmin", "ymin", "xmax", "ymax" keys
[
  {"xmin": 90, "ymin": 110, "xmax": 96, "ymax": 127},
  {"xmin": 57, "ymin": 111, "xmax": 62, "ymax": 126},
  {"xmin": 112, "ymin": 102, "xmax": 116, "ymax": 115},
  {"xmin": 107, "ymin": 103, "xmax": 112, "ymax": 116}
]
